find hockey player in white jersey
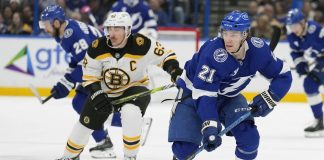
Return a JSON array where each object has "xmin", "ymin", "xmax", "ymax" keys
[{"xmin": 56, "ymin": 12, "xmax": 183, "ymax": 160}]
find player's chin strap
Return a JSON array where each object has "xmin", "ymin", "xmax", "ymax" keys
[
  {"xmin": 230, "ymin": 40, "xmax": 244, "ymax": 55},
  {"xmin": 230, "ymin": 33, "xmax": 247, "ymax": 55},
  {"xmin": 106, "ymin": 35, "xmax": 128, "ymax": 49}
]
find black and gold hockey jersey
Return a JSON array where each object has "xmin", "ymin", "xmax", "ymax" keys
[{"xmin": 82, "ymin": 33, "xmax": 178, "ymax": 97}]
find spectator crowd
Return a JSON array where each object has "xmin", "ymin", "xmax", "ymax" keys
[{"xmin": 0, "ymin": 0, "xmax": 324, "ymax": 40}]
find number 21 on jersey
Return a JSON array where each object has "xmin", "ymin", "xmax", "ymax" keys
[{"xmin": 198, "ymin": 65, "xmax": 215, "ymax": 83}]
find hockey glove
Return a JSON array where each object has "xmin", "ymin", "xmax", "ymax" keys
[
  {"xmin": 90, "ymin": 89, "xmax": 113, "ymax": 111},
  {"xmin": 170, "ymin": 68, "xmax": 183, "ymax": 82},
  {"xmin": 201, "ymin": 120, "xmax": 222, "ymax": 152},
  {"xmin": 51, "ymin": 75, "xmax": 75, "ymax": 99},
  {"xmin": 250, "ymin": 90, "xmax": 279, "ymax": 117},
  {"xmin": 295, "ymin": 62, "xmax": 309, "ymax": 75}
]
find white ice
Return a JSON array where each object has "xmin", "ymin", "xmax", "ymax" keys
[{"xmin": 0, "ymin": 92, "xmax": 324, "ymax": 160}]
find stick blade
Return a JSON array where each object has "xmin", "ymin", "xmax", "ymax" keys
[{"xmin": 29, "ymin": 84, "xmax": 44, "ymax": 104}]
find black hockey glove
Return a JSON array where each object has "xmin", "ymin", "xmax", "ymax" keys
[
  {"xmin": 86, "ymin": 82, "xmax": 113, "ymax": 111},
  {"xmin": 90, "ymin": 90, "xmax": 113, "ymax": 111},
  {"xmin": 250, "ymin": 90, "xmax": 279, "ymax": 117},
  {"xmin": 170, "ymin": 68, "xmax": 183, "ymax": 82},
  {"xmin": 201, "ymin": 120, "xmax": 222, "ymax": 152}
]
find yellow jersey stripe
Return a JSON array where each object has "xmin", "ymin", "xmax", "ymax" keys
[
  {"xmin": 164, "ymin": 55, "xmax": 177, "ymax": 62},
  {"xmin": 95, "ymin": 53, "xmax": 113, "ymax": 60},
  {"xmin": 83, "ymin": 75, "xmax": 101, "ymax": 80},
  {"xmin": 123, "ymin": 53, "xmax": 144, "ymax": 59}
]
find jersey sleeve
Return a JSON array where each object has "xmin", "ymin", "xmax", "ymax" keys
[
  {"xmin": 257, "ymin": 45, "xmax": 292, "ymax": 101},
  {"xmin": 147, "ymin": 39, "xmax": 180, "ymax": 73},
  {"xmin": 82, "ymin": 46, "xmax": 103, "ymax": 87}
]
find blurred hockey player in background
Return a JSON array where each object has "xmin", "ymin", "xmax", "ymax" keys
[
  {"xmin": 56, "ymin": 12, "xmax": 183, "ymax": 160},
  {"xmin": 286, "ymin": 8, "xmax": 324, "ymax": 137},
  {"xmin": 111, "ymin": 0, "xmax": 158, "ymax": 40},
  {"xmin": 38, "ymin": 5, "xmax": 117, "ymax": 158},
  {"xmin": 168, "ymin": 11, "xmax": 292, "ymax": 160}
]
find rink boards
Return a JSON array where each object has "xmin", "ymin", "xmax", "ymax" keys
[{"xmin": 0, "ymin": 36, "xmax": 320, "ymax": 102}]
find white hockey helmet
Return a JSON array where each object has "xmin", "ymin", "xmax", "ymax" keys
[
  {"xmin": 103, "ymin": 12, "xmax": 132, "ymax": 38},
  {"xmin": 123, "ymin": 0, "xmax": 139, "ymax": 7}
]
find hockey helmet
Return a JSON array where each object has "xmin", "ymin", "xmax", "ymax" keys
[
  {"xmin": 103, "ymin": 12, "xmax": 132, "ymax": 37},
  {"xmin": 123, "ymin": 0, "xmax": 140, "ymax": 7},
  {"xmin": 221, "ymin": 10, "xmax": 251, "ymax": 32},
  {"xmin": 39, "ymin": 5, "xmax": 65, "ymax": 29},
  {"xmin": 286, "ymin": 8, "xmax": 305, "ymax": 25}
]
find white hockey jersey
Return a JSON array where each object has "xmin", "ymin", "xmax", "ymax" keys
[{"xmin": 82, "ymin": 33, "xmax": 177, "ymax": 97}]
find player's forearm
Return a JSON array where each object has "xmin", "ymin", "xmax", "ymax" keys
[{"xmin": 268, "ymin": 71, "xmax": 292, "ymax": 101}]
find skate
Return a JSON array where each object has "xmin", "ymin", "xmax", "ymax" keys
[
  {"xmin": 56, "ymin": 156, "xmax": 79, "ymax": 160},
  {"xmin": 124, "ymin": 155, "xmax": 136, "ymax": 160},
  {"xmin": 89, "ymin": 137, "xmax": 117, "ymax": 158},
  {"xmin": 304, "ymin": 118, "xmax": 324, "ymax": 138},
  {"xmin": 141, "ymin": 117, "xmax": 153, "ymax": 146}
]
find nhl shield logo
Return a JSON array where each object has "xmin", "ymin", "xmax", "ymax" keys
[
  {"xmin": 251, "ymin": 37, "xmax": 264, "ymax": 48},
  {"xmin": 64, "ymin": 28, "xmax": 73, "ymax": 38},
  {"xmin": 308, "ymin": 25, "xmax": 316, "ymax": 34},
  {"xmin": 213, "ymin": 48, "xmax": 228, "ymax": 62}
]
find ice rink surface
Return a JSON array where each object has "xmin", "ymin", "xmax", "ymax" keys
[{"xmin": 1, "ymin": 92, "xmax": 324, "ymax": 160}]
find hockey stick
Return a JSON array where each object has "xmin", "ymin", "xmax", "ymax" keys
[
  {"xmin": 110, "ymin": 83, "xmax": 176, "ymax": 105},
  {"xmin": 184, "ymin": 111, "xmax": 252, "ymax": 160},
  {"xmin": 269, "ymin": 26, "xmax": 281, "ymax": 52},
  {"xmin": 29, "ymin": 84, "xmax": 54, "ymax": 104},
  {"xmin": 141, "ymin": 117, "xmax": 153, "ymax": 146}
]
